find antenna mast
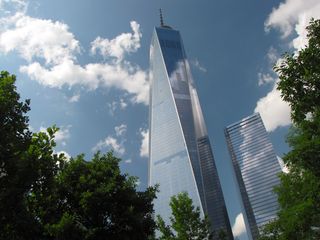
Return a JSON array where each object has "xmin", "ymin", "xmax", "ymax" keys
[{"xmin": 159, "ymin": 8, "xmax": 164, "ymax": 26}]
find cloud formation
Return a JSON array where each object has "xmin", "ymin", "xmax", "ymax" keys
[
  {"xmin": 0, "ymin": 2, "xmax": 149, "ymax": 105},
  {"xmin": 265, "ymin": 0, "xmax": 320, "ymax": 51},
  {"xmin": 266, "ymin": 46, "xmax": 279, "ymax": 64},
  {"xmin": 40, "ymin": 125, "xmax": 71, "ymax": 146},
  {"xmin": 258, "ymin": 73, "xmax": 275, "ymax": 86},
  {"xmin": 257, "ymin": 47, "xmax": 279, "ymax": 86},
  {"xmin": 0, "ymin": 13, "xmax": 80, "ymax": 64},
  {"xmin": 0, "ymin": 0, "xmax": 27, "ymax": 15},
  {"xmin": 54, "ymin": 127, "xmax": 71, "ymax": 144},
  {"xmin": 125, "ymin": 159, "xmax": 132, "ymax": 164},
  {"xmin": 115, "ymin": 124, "xmax": 127, "ymax": 137},
  {"xmin": 92, "ymin": 124, "xmax": 128, "ymax": 156},
  {"xmin": 107, "ymin": 98, "xmax": 128, "ymax": 116},
  {"xmin": 254, "ymin": 84, "xmax": 291, "ymax": 132},
  {"xmin": 55, "ymin": 150, "xmax": 71, "ymax": 161},
  {"xmin": 253, "ymin": 0, "xmax": 320, "ymax": 131},
  {"xmin": 232, "ymin": 213, "xmax": 246, "ymax": 238},
  {"xmin": 91, "ymin": 21, "xmax": 141, "ymax": 62},
  {"xmin": 69, "ymin": 93, "xmax": 80, "ymax": 103},
  {"xmin": 92, "ymin": 136, "xmax": 125, "ymax": 155}
]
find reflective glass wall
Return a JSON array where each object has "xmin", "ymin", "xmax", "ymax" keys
[
  {"xmin": 149, "ymin": 26, "xmax": 233, "ymax": 239},
  {"xmin": 149, "ymin": 27, "xmax": 204, "ymax": 226},
  {"xmin": 225, "ymin": 113, "xmax": 282, "ymax": 239}
]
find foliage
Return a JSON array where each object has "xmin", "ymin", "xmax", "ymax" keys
[
  {"xmin": 156, "ymin": 192, "xmax": 212, "ymax": 240},
  {"xmin": 259, "ymin": 167, "xmax": 320, "ymax": 240},
  {"xmin": 275, "ymin": 19, "xmax": 320, "ymax": 125},
  {"xmin": 0, "ymin": 71, "xmax": 157, "ymax": 239},
  {"xmin": 45, "ymin": 152, "xmax": 157, "ymax": 240},
  {"xmin": 0, "ymin": 70, "xmax": 38, "ymax": 239},
  {"xmin": 260, "ymin": 19, "xmax": 320, "ymax": 239},
  {"xmin": 284, "ymin": 113, "xmax": 320, "ymax": 177},
  {"xmin": 275, "ymin": 18, "xmax": 320, "ymax": 178}
]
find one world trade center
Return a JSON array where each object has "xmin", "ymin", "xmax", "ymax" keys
[{"xmin": 148, "ymin": 15, "xmax": 233, "ymax": 239}]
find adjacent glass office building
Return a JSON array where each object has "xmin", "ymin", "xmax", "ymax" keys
[
  {"xmin": 149, "ymin": 22, "xmax": 233, "ymax": 239},
  {"xmin": 224, "ymin": 113, "xmax": 282, "ymax": 239}
]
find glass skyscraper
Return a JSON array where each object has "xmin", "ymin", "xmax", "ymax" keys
[
  {"xmin": 149, "ymin": 21, "xmax": 233, "ymax": 239},
  {"xmin": 224, "ymin": 113, "xmax": 282, "ymax": 239}
]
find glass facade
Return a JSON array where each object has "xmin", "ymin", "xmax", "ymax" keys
[
  {"xmin": 224, "ymin": 113, "xmax": 282, "ymax": 239},
  {"xmin": 149, "ymin": 25, "xmax": 233, "ymax": 239}
]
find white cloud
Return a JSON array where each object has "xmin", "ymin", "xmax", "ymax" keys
[
  {"xmin": 232, "ymin": 213, "xmax": 246, "ymax": 238},
  {"xmin": 191, "ymin": 58, "xmax": 207, "ymax": 73},
  {"xmin": 265, "ymin": 0, "xmax": 320, "ymax": 50},
  {"xmin": 267, "ymin": 46, "xmax": 279, "ymax": 64},
  {"xmin": 0, "ymin": 14, "xmax": 80, "ymax": 64},
  {"xmin": 40, "ymin": 125, "xmax": 71, "ymax": 146},
  {"xmin": 139, "ymin": 128, "xmax": 149, "ymax": 158},
  {"xmin": 115, "ymin": 124, "xmax": 127, "ymax": 137},
  {"xmin": 258, "ymin": 47, "xmax": 279, "ymax": 86},
  {"xmin": 253, "ymin": 0, "xmax": 318, "ymax": 132},
  {"xmin": 119, "ymin": 98, "xmax": 128, "ymax": 109},
  {"xmin": 19, "ymin": 55, "xmax": 149, "ymax": 104},
  {"xmin": 0, "ymin": 4, "xmax": 149, "ymax": 105},
  {"xmin": 258, "ymin": 72, "xmax": 276, "ymax": 86},
  {"xmin": 107, "ymin": 101, "xmax": 118, "ymax": 116},
  {"xmin": 55, "ymin": 126, "xmax": 71, "ymax": 143},
  {"xmin": 69, "ymin": 93, "xmax": 80, "ymax": 103},
  {"xmin": 125, "ymin": 159, "xmax": 132, "ymax": 164},
  {"xmin": 107, "ymin": 98, "xmax": 128, "ymax": 115},
  {"xmin": 0, "ymin": 0, "xmax": 27, "ymax": 15},
  {"xmin": 92, "ymin": 136, "xmax": 125, "ymax": 155},
  {"xmin": 277, "ymin": 156, "xmax": 289, "ymax": 173},
  {"xmin": 93, "ymin": 124, "xmax": 128, "ymax": 156},
  {"xmin": 254, "ymin": 83, "xmax": 291, "ymax": 132},
  {"xmin": 91, "ymin": 21, "xmax": 141, "ymax": 62},
  {"xmin": 55, "ymin": 150, "xmax": 71, "ymax": 161}
]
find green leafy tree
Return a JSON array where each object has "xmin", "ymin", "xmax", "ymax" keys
[
  {"xmin": 0, "ymin": 71, "xmax": 157, "ymax": 239},
  {"xmin": 276, "ymin": 19, "xmax": 320, "ymax": 125},
  {"xmin": 0, "ymin": 71, "xmax": 39, "ymax": 239},
  {"xmin": 156, "ymin": 192, "xmax": 212, "ymax": 240},
  {"xmin": 275, "ymin": 18, "xmax": 320, "ymax": 177},
  {"xmin": 259, "ymin": 166, "xmax": 320, "ymax": 240},
  {"xmin": 44, "ymin": 152, "xmax": 157, "ymax": 240},
  {"xmin": 260, "ymin": 19, "xmax": 320, "ymax": 240},
  {"xmin": 26, "ymin": 127, "xmax": 73, "ymax": 239}
]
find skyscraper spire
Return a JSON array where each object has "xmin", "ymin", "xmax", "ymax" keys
[{"xmin": 159, "ymin": 8, "xmax": 164, "ymax": 26}]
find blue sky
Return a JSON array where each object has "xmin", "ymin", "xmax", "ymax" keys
[{"xmin": 1, "ymin": 0, "xmax": 320, "ymax": 239}]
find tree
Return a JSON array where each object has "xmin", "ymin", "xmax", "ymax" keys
[
  {"xmin": 260, "ymin": 19, "xmax": 320, "ymax": 239},
  {"xmin": 0, "ymin": 71, "xmax": 39, "ymax": 239},
  {"xmin": 0, "ymin": 71, "xmax": 76, "ymax": 239},
  {"xmin": 259, "ymin": 166, "xmax": 320, "ymax": 240},
  {"xmin": 276, "ymin": 19, "xmax": 320, "ymax": 125},
  {"xmin": 0, "ymin": 71, "xmax": 157, "ymax": 239},
  {"xmin": 44, "ymin": 152, "xmax": 157, "ymax": 240},
  {"xmin": 275, "ymin": 18, "xmax": 320, "ymax": 178},
  {"xmin": 26, "ymin": 127, "xmax": 77, "ymax": 239},
  {"xmin": 156, "ymin": 192, "xmax": 212, "ymax": 240}
]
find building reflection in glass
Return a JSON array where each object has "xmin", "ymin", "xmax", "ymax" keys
[
  {"xmin": 225, "ymin": 113, "xmax": 282, "ymax": 239},
  {"xmin": 149, "ymin": 24, "xmax": 233, "ymax": 239}
]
